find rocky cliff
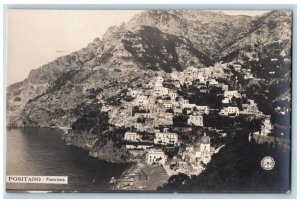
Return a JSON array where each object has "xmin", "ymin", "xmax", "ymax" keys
[{"xmin": 6, "ymin": 10, "xmax": 292, "ymax": 163}]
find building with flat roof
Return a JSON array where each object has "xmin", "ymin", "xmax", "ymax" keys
[
  {"xmin": 188, "ymin": 115, "xmax": 203, "ymax": 126},
  {"xmin": 224, "ymin": 90, "xmax": 241, "ymax": 99},
  {"xmin": 145, "ymin": 149, "xmax": 167, "ymax": 165},
  {"xmin": 154, "ymin": 132, "xmax": 178, "ymax": 145},
  {"xmin": 124, "ymin": 132, "xmax": 141, "ymax": 142}
]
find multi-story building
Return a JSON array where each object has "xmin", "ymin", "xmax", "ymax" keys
[
  {"xmin": 145, "ymin": 149, "xmax": 167, "ymax": 165},
  {"xmin": 129, "ymin": 89, "xmax": 143, "ymax": 97},
  {"xmin": 174, "ymin": 106, "xmax": 183, "ymax": 114},
  {"xmin": 195, "ymin": 105, "xmax": 209, "ymax": 114},
  {"xmin": 159, "ymin": 112, "xmax": 173, "ymax": 119},
  {"xmin": 154, "ymin": 85, "xmax": 169, "ymax": 96},
  {"xmin": 168, "ymin": 91, "xmax": 178, "ymax": 101},
  {"xmin": 208, "ymin": 79, "xmax": 219, "ymax": 85},
  {"xmin": 126, "ymin": 143, "xmax": 152, "ymax": 150},
  {"xmin": 261, "ymin": 117, "xmax": 273, "ymax": 136},
  {"xmin": 222, "ymin": 97, "xmax": 230, "ymax": 104},
  {"xmin": 182, "ymin": 103, "xmax": 196, "ymax": 109},
  {"xmin": 124, "ymin": 132, "xmax": 141, "ymax": 142},
  {"xmin": 224, "ymin": 90, "xmax": 241, "ymax": 99},
  {"xmin": 219, "ymin": 106, "xmax": 240, "ymax": 116},
  {"xmin": 188, "ymin": 115, "xmax": 203, "ymax": 126},
  {"xmin": 173, "ymin": 80, "xmax": 181, "ymax": 88},
  {"xmin": 155, "ymin": 76, "xmax": 164, "ymax": 85},
  {"xmin": 134, "ymin": 95, "xmax": 149, "ymax": 106},
  {"xmin": 134, "ymin": 113, "xmax": 152, "ymax": 119},
  {"xmin": 154, "ymin": 132, "xmax": 178, "ymax": 145},
  {"xmin": 163, "ymin": 102, "xmax": 173, "ymax": 110}
]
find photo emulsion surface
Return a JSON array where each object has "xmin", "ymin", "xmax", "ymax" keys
[{"xmin": 6, "ymin": 10, "xmax": 292, "ymax": 193}]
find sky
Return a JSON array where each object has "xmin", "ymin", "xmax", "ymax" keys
[
  {"xmin": 6, "ymin": 10, "xmax": 269, "ymax": 86},
  {"xmin": 217, "ymin": 10, "xmax": 270, "ymax": 16}
]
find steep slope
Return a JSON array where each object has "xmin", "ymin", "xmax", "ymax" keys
[
  {"xmin": 218, "ymin": 11, "xmax": 292, "ymax": 139},
  {"xmin": 127, "ymin": 10, "xmax": 253, "ymax": 59},
  {"xmin": 7, "ymin": 23, "xmax": 212, "ymax": 126},
  {"xmin": 6, "ymin": 38, "xmax": 102, "ymax": 125},
  {"xmin": 221, "ymin": 10, "xmax": 292, "ymax": 62},
  {"xmin": 6, "ymin": 10, "xmax": 292, "ymax": 129}
]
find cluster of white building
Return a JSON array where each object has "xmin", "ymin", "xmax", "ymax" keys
[
  {"xmin": 102, "ymin": 63, "xmax": 274, "ymax": 175},
  {"xmin": 183, "ymin": 133, "xmax": 215, "ymax": 165},
  {"xmin": 124, "ymin": 129, "xmax": 179, "ymax": 147},
  {"xmin": 230, "ymin": 63, "xmax": 254, "ymax": 80},
  {"xmin": 107, "ymin": 71, "xmax": 212, "ymax": 131},
  {"xmin": 143, "ymin": 133, "xmax": 215, "ymax": 170}
]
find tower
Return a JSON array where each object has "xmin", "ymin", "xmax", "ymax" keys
[{"xmin": 200, "ymin": 132, "xmax": 211, "ymax": 152}]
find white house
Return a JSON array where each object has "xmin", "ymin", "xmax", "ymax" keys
[
  {"xmin": 129, "ymin": 89, "xmax": 143, "ymax": 97},
  {"xmin": 188, "ymin": 115, "xmax": 203, "ymax": 126},
  {"xmin": 220, "ymin": 106, "xmax": 239, "ymax": 116},
  {"xmin": 261, "ymin": 117, "xmax": 273, "ymax": 136},
  {"xmin": 182, "ymin": 103, "xmax": 196, "ymax": 109},
  {"xmin": 163, "ymin": 102, "xmax": 173, "ymax": 109},
  {"xmin": 222, "ymin": 84, "xmax": 229, "ymax": 91},
  {"xmin": 134, "ymin": 95, "xmax": 149, "ymax": 106},
  {"xmin": 155, "ymin": 76, "xmax": 164, "ymax": 85},
  {"xmin": 159, "ymin": 112, "xmax": 173, "ymax": 119},
  {"xmin": 168, "ymin": 91, "xmax": 178, "ymax": 101},
  {"xmin": 178, "ymin": 97, "xmax": 191, "ymax": 108},
  {"xmin": 224, "ymin": 90, "xmax": 241, "ymax": 99},
  {"xmin": 195, "ymin": 105, "xmax": 210, "ymax": 114},
  {"xmin": 183, "ymin": 66, "xmax": 199, "ymax": 80},
  {"xmin": 146, "ymin": 149, "xmax": 167, "ymax": 165},
  {"xmin": 126, "ymin": 144, "xmax": 152, "ymax": 150},
  {"xmin": 124, "ymin": 132, "xmax": 141, "ymax": 142},
  {"xmin": 201, "ymin": 68, "xmax": 213, "ymax": 79},
  {"xmin": 242, "ymin": 100, "xmax": 259, "ymax": 114},
  {"xmin": 174, "ymin": 106, "xmax": 182, "ymax": 114},
  {"xmin": 222, "ymin": 97, "xmax": 230, "ymax": 104},
  {"xmin": 173, "ymin": 80, "xmax": 181, "ymax": 88},
  {"xmin": 170, "ymin": 72, "xmax": 179, "ymax": 80},
  {"xmin": 197, "ymin": 75, "xmax": 206, "ymax": 84},
  {"xmin": 134, "ymin": 113, "xmax": 152, "ymax": 119},
  {"xmin": 154, "ymin": 86, "xmax": 169, "ymax": 96},
  {"xmin": 244, "ymin": 73, "xmax": 254, "ymax": 79},
  {"xmin": 208, "ymin": 79, "xmax": 219, "ymax": 85},
  {"xmin": 154, "ymin": 132, "xmax": 178, "ymax": 145}
]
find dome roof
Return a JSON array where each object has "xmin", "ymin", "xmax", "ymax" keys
[{"xmin": 200, "ymin": 135, "xmax": 210, "ymax": 144}]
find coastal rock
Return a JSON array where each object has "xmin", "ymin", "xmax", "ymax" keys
[{"xmin": 6, "ymin": 10, "xmax": 291, "ymax": 164}]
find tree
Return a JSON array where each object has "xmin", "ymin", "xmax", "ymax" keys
[{"xmin": 159, "ymin": 131, "xmax": 290, "ymax": 192}]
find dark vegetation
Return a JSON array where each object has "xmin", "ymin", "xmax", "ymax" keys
[
  {"xmin": 28, "ymin": 69, "xmax": 80, "ymax": 103},
  {"xmin": 178, "ymin": 84, "xmax": 224, "ymax": 109},
  {"xmin": 122, "ymin": 26, "xmax": 213, "ymax": 72},
  {"xmin": 71, "ymin": 103, "xmax": 109, "ymax": 135},
  {"xmin": 159, "ymin": 130, "xmax": 290, "ymax": 193}
]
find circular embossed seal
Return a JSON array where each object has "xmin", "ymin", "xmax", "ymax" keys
[{"xmin": 261, "ymin": 156, "xmax": 275, "ymax": 171}]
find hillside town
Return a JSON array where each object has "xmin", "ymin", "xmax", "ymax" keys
[
  {"xmin": 5, "ymin": 9, "xmax": 292, "ymax": 193},
  {"xmin": 101, "ymin": 63, "xmax": 275, "ymax": 190}
]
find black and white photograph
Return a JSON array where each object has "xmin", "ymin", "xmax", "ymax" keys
[{"xmin": 5, "ymin": 9, "xmax": 292, "ymax": 193}]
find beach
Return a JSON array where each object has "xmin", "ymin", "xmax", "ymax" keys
[{"xmin": 112, "ymin": 163, "xmax": 170, "ymax": 191}]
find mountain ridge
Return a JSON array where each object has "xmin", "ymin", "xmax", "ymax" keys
[{"xmin": 6, "ymin": 10, "xmax": 291, "ymax": 128}]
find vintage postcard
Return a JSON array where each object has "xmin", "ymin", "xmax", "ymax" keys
[{"xmin": 6, "ymin": 9, "xmax": 292, "ymax": 193}]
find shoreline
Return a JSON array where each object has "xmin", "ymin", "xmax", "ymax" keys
[
  {"xmin": 6, "ymin": 126, "xmax": 171, "ymax": 190},
  {"xmin": 51, "ymin": 126, "xmax": 71, "ymax": 135},
  {"xmin": 6, "ymin": 127, "xmax": 130, "ymax": 191},
  {"xmin": 112, "ymin": 162, "xmax": 170, "ymax": 191}
]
